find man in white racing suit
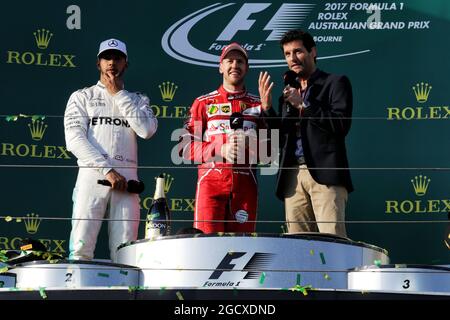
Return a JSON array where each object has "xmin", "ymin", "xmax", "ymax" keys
[{"xmin": 64, "ymin": 39, "xmax": 157, "ymax": 261}]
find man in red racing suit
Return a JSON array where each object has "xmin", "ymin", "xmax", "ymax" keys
[{"xmin": 181, "ymin": 43, "xmax": 270, "ymax": 233}]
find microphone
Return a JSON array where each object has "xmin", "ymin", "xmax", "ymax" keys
[
  {"xmin": 230, "ymin": 112, "xmax": 243, "ymax": 130},
  {"xmin": 97, "ymin": 179, "xmax": 145, "ymax": 194},
  {"xmin": 283, "ymin": 70, "xmax": 300, "ymax": 114}
]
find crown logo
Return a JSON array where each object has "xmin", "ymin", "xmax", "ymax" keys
[
  {"xmin": 33, "ymin": 28, "xmax": 53, "ymax": 49},
  {"xmin": 23, "ymin": 213, "xmax": 41, "ymax": 234},
  {"xmin": 162, "ymin": 173, "xmax": 174, "ymax": 194},
  {"xmin": 412, "ymin": 82, "xmax": 432, "ymax": 103},
  {"xmin": 159, "ymin": 82, "xmax": 178, "ymax": 102},
  {"xmin": 28, "ymin": 120, "xmax": 48, "ymax": 141},
  {"xmin": 411, "ymin": 175, "xmax": 431, "ymax": 196}
]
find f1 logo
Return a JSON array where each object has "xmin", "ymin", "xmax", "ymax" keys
[
  {"xmin": 209, "ymin": 252, "xmax": 275, "ymax": 280},
  {"xmin": 209, "ymin": 252, "xmax": 246, "ymax": 279}
]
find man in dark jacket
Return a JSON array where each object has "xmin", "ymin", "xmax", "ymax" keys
[{"xmin": 258, "ymin": 30, "xmax": 353, "ymax": 237}]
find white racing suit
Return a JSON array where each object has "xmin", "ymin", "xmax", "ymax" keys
[{"xmin": 64, "ymin": 81, "xmax": 157, "ymax": 261}]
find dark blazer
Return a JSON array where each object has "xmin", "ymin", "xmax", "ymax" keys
[{"xmin": 264, "ymin": 69, "xmax": 354, "ymax": 200}]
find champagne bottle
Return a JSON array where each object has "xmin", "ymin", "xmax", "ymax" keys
[{"xmin": 145, "ymin": 174, "xmax": 171, "ymax": 239}]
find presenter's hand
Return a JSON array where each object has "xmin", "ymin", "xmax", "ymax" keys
[
  {"xmin": 258, "ymin": 71, "xmax": 274, "ymax": 111},
  {"xmin": 283, "ymin": 85, "xmax": 303, "ymax": 109},
  {"xmin": 104, "ymin": 71, "xmax": 124, "ymax": 95},
  {"xmin": 105, "ymin": 169, "xmax": 127, "ymax": 192}
]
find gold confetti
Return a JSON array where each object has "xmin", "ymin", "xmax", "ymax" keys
[
  {"xmin": 4, "ymin": 216, "xmax": 12, "ymax": 222},
  {"xmin": 20, "ymin": 244, "xmax": 33, "ymax": 251},
  {"xmin": 176, "ymin": 291, "xmax": 184, "ymax": 300}
]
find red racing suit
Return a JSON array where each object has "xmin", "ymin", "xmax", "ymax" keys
[{"xmin": 182, "ymin": 85, "xmax": 269, "ymax": 233}]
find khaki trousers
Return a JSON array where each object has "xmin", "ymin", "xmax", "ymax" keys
[{"xmin": 284, "ymin": 165, "xmax": 348, "ymax": 237}]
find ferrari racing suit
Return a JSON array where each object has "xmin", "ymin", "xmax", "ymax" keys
[{"xmin": 182, "ymin": 85, "xmax": 268, "ymax": 233}]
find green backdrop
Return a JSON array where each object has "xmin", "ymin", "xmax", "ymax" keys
[{"xmin": 1, "ymin": 0, "xmax": 449, "ymax": 264}]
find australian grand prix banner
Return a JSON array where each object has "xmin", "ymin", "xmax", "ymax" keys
[{"xmin": 0, "ymin": 0, "xmax": 449, "ymax": 265}]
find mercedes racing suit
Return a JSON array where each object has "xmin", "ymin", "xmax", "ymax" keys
[
  {"xmin": 182, "ymin": 85, "xmax": 268, "ymax": 233},
  {"xmin": 64, "ymin": 81, "xmax": 157, "ymax": 261}
]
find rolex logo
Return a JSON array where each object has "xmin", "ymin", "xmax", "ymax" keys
[
  {"xmin": 412, "ymin": 82, "xmax": 432, "ymax": 103},
  {"xmin": 162, "ymin": 173, "xmax": 174, "ymax": 194},
  {"xmin": 411, "ymin": 175, "xmax": 431, "ymax": 196},
  {"xmin": 28, "ymin": 120, "xmax": 48, "ymax": 141},
  {"xmin": 159, "ymin": 81, "xmax": 178, "ymax": 102},
  {"xmin": 24, "ymin": 213, "xmax": 41, "ymax": 234},
  {"xmin": 33, "ymin": 28, "xmax": 53, "ymax": 49}
]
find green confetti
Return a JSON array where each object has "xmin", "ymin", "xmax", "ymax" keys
[
  {"xmin": 31, "ymin": 115, "xmax": 45, "ymax": 122},
  {"xmin": 290, "ymin": 284, "xmax": 312, "ymax": 296},
  {"xmin": 0, "ymin": 266, "xmax": 9, "ymax": 273},
  {"xmin": 4, "ymin": 216, "xmax": 12, "ymax": 222},
  {"xmin": 309, "ymin": 249, "xmax": 314, "ymax": 255},
  {"xmin": 128, "ymin": 286, "xmax": 139, "ymax": 292},
  {"xmin": 324, "ymin": 273, "xmax": 331, "ymax": 280},
  {"xmin": 97, "ymin": 272, "xmax": 110, "ymax": 278},
  {"xmin": 39, "ymin": 287, "xmax": 47, "ymax": 299},
  {"xmin": 280, "ymin": 225, "xmax": 286, "ymax": 233},
  {"xmin": 259, "ymin": 272, "xmax": 266, "ymax": 284},
  {"xmin": 120, "ymin": 270, "xmax": 128, "ymax": 275},
  {"xmin": 296, "ymin": 274, "xmax": 301, "ymax": 286},
  {"xmin": 158, "ymin": 287, "xmax": 166, "ymax": 296},
  {"xmin": 374, "ymin": 259, "xmax": 382, "ymax": 267},
  {"xmin": 319, "ymin": 252, "xmax": 326, "ymax": 264},
  {"xmin": 176, "ymin": 291, "xmax": 184, "ymax": 300},
  {"xmin": 6, "ymin": 116, "xmax": 18, "ymax": 122}
]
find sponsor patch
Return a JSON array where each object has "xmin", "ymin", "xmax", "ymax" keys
[{"xmin": 206, "ymin": 103, "xmax": 232, "ymax": 117}]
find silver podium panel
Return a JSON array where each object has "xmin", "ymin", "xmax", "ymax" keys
[
  {"xmin": 348, "ymin": 265, "xmax": 450, "ymax": 293},
  {"xmin": 10, "ymin": 260, "xmax": 139, "ymax": 289},
  {"xmin": 116, "ymin": 233, "xmax": 389, "ymax": 289},
  {"xmin": 0, "ymin": 273, "xmax": 16, "ymax": 288}
]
